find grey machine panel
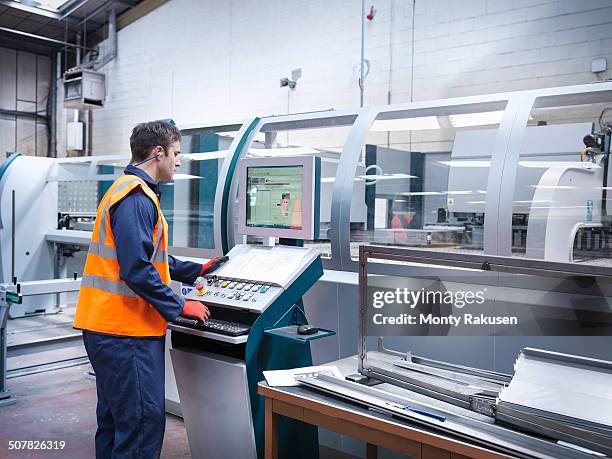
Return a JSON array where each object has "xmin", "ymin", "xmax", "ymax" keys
[{"xmin": 170, "ymin": 348, "xmax": 257, "ymax": 459}]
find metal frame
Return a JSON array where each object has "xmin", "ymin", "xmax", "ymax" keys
[
  {"xmin": 357, "ymin": 244, "xmax": 612, "ymax": 377},
  {"xmin": 223, "ymin": 109, "xmax": 360, "ymax": 270}
]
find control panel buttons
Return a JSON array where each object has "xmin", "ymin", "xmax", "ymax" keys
[
  {"xmin": 196, "ymin": 287, "xmax": 208, "ymax": 297},
  {"xmin": 236, "ymin": 283, "xmax": 244, "ymax": 290},
  {"xmin": 250, "ymin": 285, "xmax": 259, "ymax": 292},
  {"xmin": 221, "ymin": 281, "xmax": 229, "ymax": 288},
  {"xmin": 228, "ymin": 282, "xmax": 237, "ymax": 289}
]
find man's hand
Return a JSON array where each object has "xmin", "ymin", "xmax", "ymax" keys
[
  {"xmin": 200, "ymin": 255, "xmax": 229, "ymax": 275},
  {"xmin": 180, "ymin": 300, "xmax": 210, "ymax": 322}
]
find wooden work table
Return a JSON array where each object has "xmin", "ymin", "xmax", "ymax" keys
[{"xmin": 258, "ymin": 357, "xmax": 513, "ymax": 459}]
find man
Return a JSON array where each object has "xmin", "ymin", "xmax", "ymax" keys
[{"xmin": 74, "ymin": 120, "xmax": 226, "ymax": 458}]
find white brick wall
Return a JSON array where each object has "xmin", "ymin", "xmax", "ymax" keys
[{"xmin": 56, "ymin": 0, "xmax": 612, "ymax": 156}]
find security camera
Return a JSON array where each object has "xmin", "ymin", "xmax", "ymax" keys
[{"xmin": 280, "ymin": 77, "xmax": 296, "ymax": 89}]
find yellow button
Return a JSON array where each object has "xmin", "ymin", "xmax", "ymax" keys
[
  {"xmin": 221, "ymin": 281, "xmax": 229, "ymax": 288},
  {"xmin": 196, "ymin": 288, "xmax": 208, "ymax": 296}
]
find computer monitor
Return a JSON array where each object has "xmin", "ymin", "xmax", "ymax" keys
[{"xmin": 237, "ymin": 156, "xmax": 320, "ymax": 240}]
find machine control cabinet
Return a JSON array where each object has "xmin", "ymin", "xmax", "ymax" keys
[{"xmin": 169, "ymin": 243, "xmax": 323, "ymax": 459}]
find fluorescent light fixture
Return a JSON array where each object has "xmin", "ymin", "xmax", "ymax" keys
[
  {"xmin": 449, "ymin": 111, "xmax": 504, "ymax": 127},
  {"xmin": 357, "ymin": 173, "xmax": 417, "ymax": 180},
  {"xmin": 320, "ymin": 177, "xmax": 366, "ymax": 183},
  {"xmin": 39, "ymin": 0, "xmax": 67, "ymax": 8},
  {"xmin": 370, "ymin": 117, "xmax": 440, "ymax": 132},
  {"xmin": 446, "ymin": 191, "xmax": 473, "ymax": 195},
  {"xmin": 172, "ymin": 174, "xmax": 202, "ymax": 180},
  {"xmin": 96, "ymin": 160, "xmax": 129, "ymax": 168},
  {"xmin": 182, "ymin": 151, "xmax": 228, "ymax": 161},
  {"xmin": 514, "ymin": 199, "xmax": 553, "ymax": 203},
  {"xmin": 400, "ymin": 191, "xmax": 444, "ymax": 196},
  {"xmin": 530, "ymin": 185, "xmax": 577, "ymax": 189},
  {"xmin": 437, "ymin": 160, "xmax": 491, "ymax": 168},
  {"xmin": 477, "ymin": 190, "xmax": 487, "ymax": 194},
  {"xmin": 468, "ymin": 201, "xmax": 487, "ymax": 204},
  {"xmin": 519, "ymin": 161, "xmax": 600, "ymax": 169},
  {"xmin": 248, "ymin": 146, "xmax": 319, "ymax": 157},
  {"xmin": 530, "ymin": 205, "xmax": 588, "ymax": 209}
]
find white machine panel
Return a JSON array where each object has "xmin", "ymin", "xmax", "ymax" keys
[{"xmin": 182, "ymin": 244, "xmax": 319, "ymax": 313}]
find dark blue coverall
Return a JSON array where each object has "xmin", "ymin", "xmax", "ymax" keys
[{"xmin": 82, "ymin": 165, "xmax": 202, "ymax": 459}]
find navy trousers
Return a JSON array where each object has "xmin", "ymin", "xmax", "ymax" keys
[{"xmin": 82, "ymin": 331, "xmax": 166, "ymax": 459}]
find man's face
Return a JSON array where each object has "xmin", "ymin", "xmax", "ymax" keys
[{"xmin": 158, "ymin": 140, "xmax": 181, "ymax": 182}]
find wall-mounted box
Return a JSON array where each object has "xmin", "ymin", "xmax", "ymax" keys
[
  {"xmin": 66, "ymin": 121, "xmax": 85, "ymax": 151},
  {"xmin": 63, "ymin": 69, "xmax": 105, "ymax": 110}
]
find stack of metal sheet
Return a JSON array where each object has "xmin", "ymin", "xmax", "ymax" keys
[
  {"xmin": 364, "ymin": 350, "xmax": 510, "ymax": 417},
  {"xmin": 497, "ymin": 348, "xmax": 612, "ymax": 456}
]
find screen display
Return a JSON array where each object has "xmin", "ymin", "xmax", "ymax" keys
[{"xmin": 246, "ymin": 165, "xmax": 304, "ymax": 230}]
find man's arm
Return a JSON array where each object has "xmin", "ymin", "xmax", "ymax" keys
[
  {"xmin": 169, "ymin": 255, "xmax": 229, "ymax": 285},
  {"xmin": 110, "ymin": 189, "xmax": 183, "ymax": 322},
  {"xmin": 168, "ymin": 255, "xmax": 202, "ymax": 285}
]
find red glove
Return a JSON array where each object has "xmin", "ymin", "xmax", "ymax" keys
[
  {"xmin": 181, "ymin": 300, "xmax": 210, "ymax": 321},
  {"xmin": 200, "ymin": 256, "xmax": 229, "ymax": 276}
]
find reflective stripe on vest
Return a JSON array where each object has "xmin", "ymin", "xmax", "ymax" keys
[{"xmin": 73, "ymin": 174, "xmax": 171, "ymax": 337}]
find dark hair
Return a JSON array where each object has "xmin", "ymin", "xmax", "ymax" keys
[{"xmin": 129, "ymin": 120, "xmax": 181, "ymax": 163}]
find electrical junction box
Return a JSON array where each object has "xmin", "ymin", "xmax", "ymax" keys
[
  {"xmin": 66, "ymin": 122, "xmax": 85, "ymax": 151},
  {"xmin": 592, "ymin": 57, "xmax": 607, "ymax": 73},
  {"xmin": 63, "ymin": 69, "xmax": 105, "ymax": 109}
]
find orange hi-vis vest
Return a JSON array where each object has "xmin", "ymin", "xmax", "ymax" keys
[{"xmin": 74, "ymin": 174, "xmax": 171, "ymax": 337}]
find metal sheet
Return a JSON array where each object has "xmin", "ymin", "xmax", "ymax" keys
[
  {"xmin": 0, "ymin": 118, "xmax": 15, "ymax": 154},
  {"xmin": 36, "ymin": 122, "xmax": 47, "ymax": 157},
  {"xmin": 498, "ymin": 349, "xmax": 612, "ymax": 429},
  {"xmin": 16, "ymin": 51, "xmax": 36, "ymax": 102},
  {"xmin": 16, "ymin": 116, "xmax": 35, "ymax": 156},
  {"xmin": 0, "ymin": 47, "xmax": 16, "ymax": 111},
  {"xmin": 36, "ymin": 55, "xmax": 50, "ymax": 114},
  {"xmin": 299, "ymin": 374, "xmax": 595, "ymax": 459}
]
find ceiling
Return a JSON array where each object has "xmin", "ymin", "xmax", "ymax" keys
[{"xmin": 0, "ymin": 0, "xmax": 140, "ymax": 55}]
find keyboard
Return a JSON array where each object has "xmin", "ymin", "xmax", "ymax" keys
[{"xmin": 173, "ymin": 316, "xmax": 251, "ymax": 337}]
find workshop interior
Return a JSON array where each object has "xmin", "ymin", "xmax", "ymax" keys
[{"xmin": 1, "ymin": 1, "xmax": 612, "ymax": 458}]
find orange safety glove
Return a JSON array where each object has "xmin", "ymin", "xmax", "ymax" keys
[
  {"xmin": 200, "ymin": 256, "xmax": 229, "ymax": 276},
  {"xmin": 180, "ymin": 300, "xmax": 210, "ymax": 321}
]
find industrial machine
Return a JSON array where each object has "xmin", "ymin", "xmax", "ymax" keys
[
  {"xmin": 169, "ymin": 156, "xmax": 333, "ymax": 459},
  {"xmin": 0, "ymin": 83, "xmax": 611, "ymax": 459}
]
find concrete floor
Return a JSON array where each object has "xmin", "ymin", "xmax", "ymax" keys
[
  {"xmin": 0, "ymin": 363, "xmax": 359, "ymax": 459},
  {"xmin": 0, "ymin": 364, "xmax": 190, "ymax": 459}
]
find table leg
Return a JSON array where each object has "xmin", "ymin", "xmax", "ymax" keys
[
  {"xmin": 265, "ymin": 397, "xmax": 278, "ymax": 459},
  {"xmin": 366, "ymin": 442, "xmax": 378, "ymax": 459}
]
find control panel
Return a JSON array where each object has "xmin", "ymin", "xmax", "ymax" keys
[{"xmin": 182, "ymin": 274, "xmax": 282, "ymax": 312}]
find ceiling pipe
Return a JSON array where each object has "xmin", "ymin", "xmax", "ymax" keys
[
  {"xmin": 80, "ymin": 8, "xmax": 116, "ymax": 70},
  {"xmin": 0, "ymin": 26, "xmax": 91, "ymax": 50}
]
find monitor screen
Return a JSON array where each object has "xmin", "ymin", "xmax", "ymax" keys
[
  {"xmin": 245, "ymin": 165, "xmax": 304, "ymax": 230},
  {"xmin": 237, "ymin": 156, "xmax": 319, "ymax": 240}
]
